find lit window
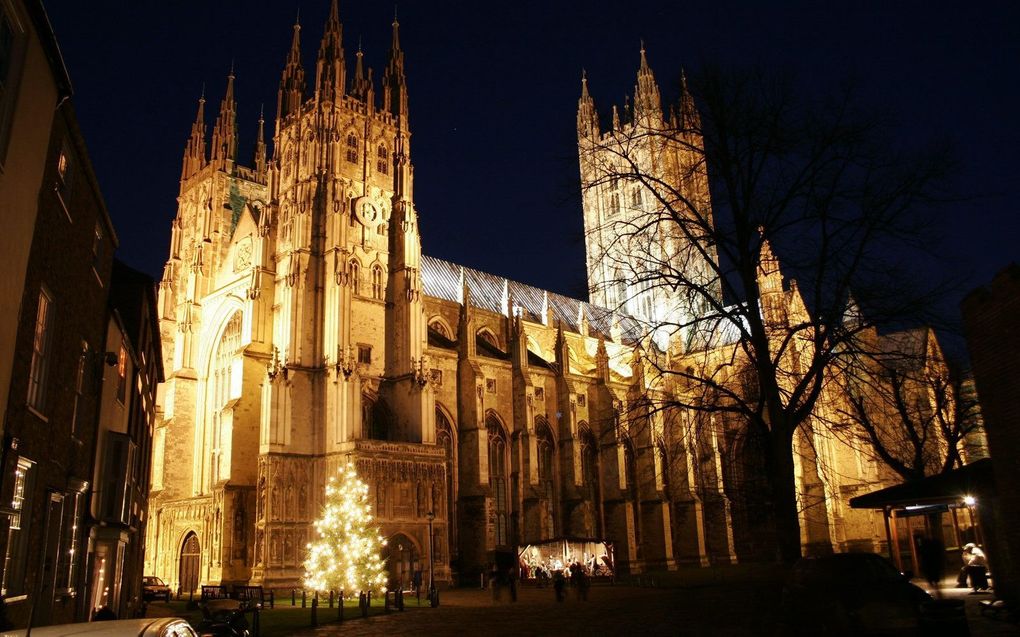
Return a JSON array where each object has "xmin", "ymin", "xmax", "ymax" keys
[
  {"xmin": 91, "ymin": 223, "xmax": 104, "ymax": 280},
  {"xmin": 2, "ymin": 458, "xmax": 35, "ymax": 596},
  {"xmin": 27, "ymin": 288, "xmax": 54, "ymax": 413},
  {"xmin": 57, "ymin": 142, "xmax": 73, "ymax": 197},
  {"xmin": 116, "ymin": 344, "xmax": 127, "ymax": 403},
  {"xmin": 71, "ymin": 341, "xmax": 89, "ymax": 435}
]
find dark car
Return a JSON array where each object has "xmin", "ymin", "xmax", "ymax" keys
[
  {"xmin": 779, "ymin": 553, "xmax": 938, "ymax": 636},
  {"xmin": 142, "ymin": 575, "xmax": 171, "ymax": 602}
]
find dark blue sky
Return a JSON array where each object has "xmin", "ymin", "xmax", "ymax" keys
[{"xmin": 46, "ymin": 0, "xmax": 1019, "ymax": 312}]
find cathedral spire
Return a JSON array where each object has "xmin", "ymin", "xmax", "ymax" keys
[
  {"xmin": 577, "ymin": 69, "xmax": 599, "ymax": 138},
  {"xmin": 633, "ymin": 42, "xmax": 662, "ymax": 124},
  {"xmin": 383, "ymin": 15, "xmax": 409, "ymax": 122},
  {"xmin": 181, "ymin": 90, "xmax": 207, "ymax": 181},
  {"xmin": 210, "ymin": 69, "xmax": 238, "ymax": 166},
  {"xmin": 277, "ymin": 17, "xmax": 306, "ymax": 123},
  {"xmin": 254, "ymin": 104, "xmax": 267, "ymax": 181},
  {"xmin": 315, "ymin": 0, "xmax": 345, "ymax": 104}
]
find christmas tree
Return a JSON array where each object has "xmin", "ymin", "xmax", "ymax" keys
[{"xmin": 304, "ymin": 462, "xmax": 388, "ymax": 594}]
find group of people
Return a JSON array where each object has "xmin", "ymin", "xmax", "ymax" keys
[{"xmin": 521, "ymin": 552, "xmax": 613, "ymax": 586}]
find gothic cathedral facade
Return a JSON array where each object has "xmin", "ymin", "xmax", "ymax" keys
[{"xmin": 146, "ymin": 1, "xmax": 893, "ymax": 590}]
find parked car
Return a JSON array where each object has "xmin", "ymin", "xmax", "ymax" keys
[
  {"xmin": 0, "ymin": 617, "xmax": 196, "ymax": 636},
  {"xmin": 143, "ymin": 576, "xmax": 172, "ymax": 602},
  {"xmin": 779, "ymin": 552, "xmax": 956, "ymax": 636}
]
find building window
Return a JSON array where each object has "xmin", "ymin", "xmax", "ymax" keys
[
  {"xmin": 609, "ymin": 192, "xmax": 620, "ymax": 217},
  {"xmin": 371, "ymin": 265, "xmax": 384, "ymax": 299},
  {"xmin": 27, "ymin": 287, "xmax": 54, "ymax": 413},
  {"xmin": 357, "ymin": 345, "xmax": 372, "ymax": 365},
  {"xmin": 485, "ymin": 378, "xmax": 496, "ymax": 393},
  {"xmin": 349, "ymin": 260, "xmax": 361, "ymax": 295},
  {"xmin": 116, "ymin": 344, "xmax": 128, "ymax": 403},
  {"xmin": 630, "ymin": 185, "xmax": 642, "ymax": 208},
  {"xmin": 2, "ymin": 457, "xmax": 35, "ymax": 596},
  {"xmin": 71, "ymin": 341, "xmax": 89, "ymax": 435},
  {"xmin": 55, "ymin": 481, "xmax": 87, "ymax": 594},
  {"xmin": 487, "ymin": 416, "xmax": 509, "ymax": 547},
  {"xmin": 345, "ymin": 134, "xmax": 358, "ymax": 163},
  {"xmin": 577, "ymin": 394, "xmax": 586, "ymax": 407},
  {"xmin": 91, "ymin": 223, "xmax": 105, "ymax": 281},
  {"xmin": 376, "ymin": 145, "xmax": 389, "ymax": 174},
  {"xmin": 535, "ymin": 387, "xmax": 544, "ymax": 401},
  {"xmin": 537, "ymin": 423, "xmax": 556, "ymax": 537}
]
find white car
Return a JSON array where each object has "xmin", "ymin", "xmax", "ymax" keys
[{"xmin": 0, "ymin": 617, "xmax": 197, "ymax": 637}]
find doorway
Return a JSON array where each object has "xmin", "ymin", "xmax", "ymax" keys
[
  {"xmin": 383, "ymin": 533, "xmax": 419, "ymax": 592},
  {"xmin": 179, "ymin": 532, "xmax": 201, "ymax": 594}
]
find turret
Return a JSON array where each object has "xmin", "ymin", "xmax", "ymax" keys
[
  {"xmin": 277, "ymin": 18, "xmax": 306, "ymax": 125},
  {"xmin": 181, "ymin": 91, "xmax": 207, "ymax": 181},
  {"xmin": 678, "ymin": 68, "xmax": 700, "ymax": 130},
  {"xmin": 210, "ymin": 69, "xmax": 238, "ymax": 167},
  {"xmin": 254, "ymin": 105, "xmax": 267, "ymax": 181},
  {"xmin": 383, "ymin": 15, "xmax": 409, "ymax": 122},
  {"xmin": 757, "ymin": 233, "xmax": 787, "ymax": 327},
  {"xmin": 315, "ymin": 0, "xmax": 345, "ymax": 104},
  {"xmin": 350, "ymin": 45, "xmax": 374, "ymax": 103},
  {"xmin": 577, "ymin": 70, "xmax": 598, "ymax": 138},
  {"xmin": 633, "ymin": 43, "xmax": 662, "ymax": 124}
]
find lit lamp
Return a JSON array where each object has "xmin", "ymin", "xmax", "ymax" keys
[
  {"xmin": 963, "ymin": 495, "xmax": 976, "ymax": 506},
  {"xmin": 426, "ymin": 510, "xmax": 438, "ymax": 607}
]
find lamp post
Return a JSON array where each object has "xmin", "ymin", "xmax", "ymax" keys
[{"xmin": 426, "ymin": 510, "xmax": 438, "ymax": 607}]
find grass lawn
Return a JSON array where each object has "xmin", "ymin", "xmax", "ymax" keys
[{"xmin": 149, "ymin": 593, "xmax": 431, "ymax": 637}]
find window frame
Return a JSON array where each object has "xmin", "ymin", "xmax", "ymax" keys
[{"xmin": 26, "ymin": 286, "xmax": 54, "ymax": 415}]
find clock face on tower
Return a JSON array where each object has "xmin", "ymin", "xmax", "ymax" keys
[{"xmin": 354, "ymin": 197, "xmax": 381, "ymax": 226}]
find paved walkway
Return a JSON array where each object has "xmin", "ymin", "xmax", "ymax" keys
[{"xmin": 288, "ymin": 580, "xmax": 1018, "ymax": 637}]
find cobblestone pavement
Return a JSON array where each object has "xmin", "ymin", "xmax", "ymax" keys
[{"xmin": 287, "ymin": 580, "xmax": 1019, "ymax": 637}]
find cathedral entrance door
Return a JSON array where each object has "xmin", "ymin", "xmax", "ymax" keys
[
  {"xmin": 179, "ymin": 532, "xmax": 201, "ymax": 595},
  {"xmin": 384, "ymin": 533, "xmax": 417, "ymax": 592}
]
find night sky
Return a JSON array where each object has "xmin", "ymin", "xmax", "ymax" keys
[{"xmin": 45, "ymin": 1, "xmax": 1019, "ymax": 321}]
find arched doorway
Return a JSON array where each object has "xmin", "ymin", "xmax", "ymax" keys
[
  {"xmin": 179, "ymin": 532, "xmax": 201, "ymax": 594},
  {"xmin": 383, "ymin": 533, "xmax": 419, "ymax": 592}
]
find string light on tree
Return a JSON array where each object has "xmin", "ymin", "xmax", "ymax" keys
[{"xmin": 304, "ymin": 462, "xmax": 388, "ymax": 595}]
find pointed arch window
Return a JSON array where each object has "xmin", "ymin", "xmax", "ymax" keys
[
  {"xmin": 579, "ymin": 426, "xmax": 602, "ymax": 536},
  {"xmin": 487, "ymin": 415, "xmax": 509, "ymax": 547},
  {"xmin": 376, "ymin": 145, "xmax": 389, "ymax": 175},
  {"xmin": 436, "ymin": 408, "xmax": 456, "ymax": 562},
  {"xmin": 536, "ymin": 420, "xmax": 556, "ymax": 538},
  {"xmin": 371, "ymin": 265, "xmax": 384, "ymax": 300},
  {"xmin": 203, "ymin": 311, "xmax": 243, "ymax": 491},
  {"xmin": 349, "ymin": 259, "xmax": 361, "ymax": 295},
  {"xmin": 345, "ymin": 133, "xmax": 359, "ymax": 163}
]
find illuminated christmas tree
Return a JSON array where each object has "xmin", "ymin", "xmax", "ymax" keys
[{"xmin": 304, "ymin": 462, "xmax": 388, "ymax": 594}]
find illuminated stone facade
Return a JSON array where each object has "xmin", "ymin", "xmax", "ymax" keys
[{"xmin": 147, "ymin": 1, "xmax": 906, "ymax": 591}]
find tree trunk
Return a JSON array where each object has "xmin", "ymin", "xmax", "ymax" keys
[{"xmin": 768, "ymin": 427, "xmax": 802, "ymax": 564}]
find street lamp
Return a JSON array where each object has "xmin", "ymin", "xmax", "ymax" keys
[{"xmin": 426, "ymin": 510, "xmax": 438, "ymax": 607}]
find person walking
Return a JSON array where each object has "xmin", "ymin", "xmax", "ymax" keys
[
  {"xmin": 553, "ymin": 570, "xmax": 566, "ymax": 602},
  {"xmin": 918, "ymin": 536, "xmax": 945, "ymax": 597}
]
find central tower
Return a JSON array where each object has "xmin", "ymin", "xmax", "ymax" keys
[{"xmin": 577, "ymin": 48, "xmax": 719, "ymax": 351}]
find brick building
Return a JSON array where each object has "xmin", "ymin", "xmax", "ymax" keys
[{"xmin": 961, "ymin": 263, "xmax": 1020, "ymax": 607}]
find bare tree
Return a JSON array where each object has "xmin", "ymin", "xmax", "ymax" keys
[
  {"xmin": 826, "ymin": 329, "xmax": 982, "ymax": 482},
  {"xmin": 577, "ymin": 62, "xmax": 953, "ymax": 563}
]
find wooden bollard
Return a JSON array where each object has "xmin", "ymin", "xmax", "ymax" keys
[
  {"xmin": 302, "ymin": 589, "xmax": 307, "ymax": 608},
  {"xmin": 291, "ymin": 589, "xmax": 296, "ymax": 606},
  {"xmin": 338, "ymin": 590, "xmax": 344, "ymax": 621}
]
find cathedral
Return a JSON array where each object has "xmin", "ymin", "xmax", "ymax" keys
[{"xmin": 146, "ymin": 1, "xmax": 897, "ymax": 591}]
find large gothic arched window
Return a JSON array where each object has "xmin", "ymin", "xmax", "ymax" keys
[
  {"xmin": 436, "ymin": 408, "xmax": 457, "ymax": 564},
  {"xmin": 579, "ymin": 425, "xmax": 602, "ymax": 536},
  {"xmin": 371, "ymin": 265, "xmax": 384, "ymax": 300},
  {"xmin": 202, "ymin": 311, "xmax": 243, "ymax": 492},
  {"xmin": 376, "ymin": 145, "xmax": 389, "ymax": 175},
  {"xmin": 536, "ymin": 420, "xmax": 556, "ymax": 538},
  {"xmin": 487, "ymin": 414, "xmax": 509, "ymax": 547}
]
